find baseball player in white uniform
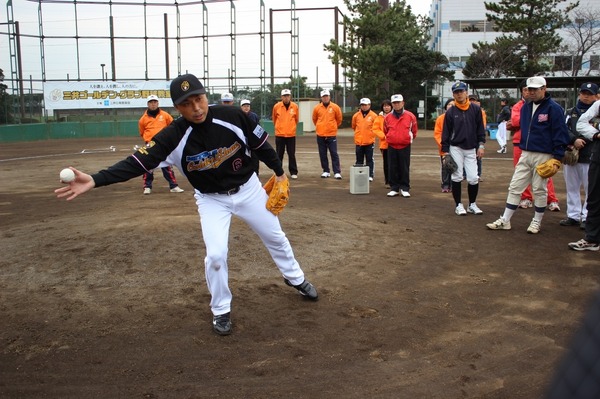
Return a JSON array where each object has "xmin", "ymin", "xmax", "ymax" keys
[{"xmin": 55, "ymin": 73, "xmax": 318, "ymax": 336}]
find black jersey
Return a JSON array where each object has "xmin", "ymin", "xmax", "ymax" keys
[{"xmin": 92, "ymin": 105, "xmax": 283, "ymax": 193}]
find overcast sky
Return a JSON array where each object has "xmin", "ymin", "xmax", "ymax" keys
[{"xmin": 1, "ymin": 0, "xmax": 431, "ymax": 92}]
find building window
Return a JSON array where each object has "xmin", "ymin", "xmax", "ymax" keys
[
  {"xmin": 449, "ymin": 20, "xmax": 496, "ymax": 32},
  {"xmin": 590, "ymin": 55, "xmax": 599, "ymax": 70},
  {"xmin": 553, "ymin": 55, "xmax": 573, "ymax": 72}
]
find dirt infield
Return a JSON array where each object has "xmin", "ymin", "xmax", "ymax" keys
[{"xmin": 1, "ymin": 131, "xmax": 598, "ymax": 398}]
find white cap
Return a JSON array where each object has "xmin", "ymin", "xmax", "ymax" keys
[
  {"xmin": 359, "ymin": 98, "xmax": 371, "ymax": 105},
  {"xmin": 391, "ymin": 94, "xmax": 404, "ymax": 102},
  {"xmin": 526, "ymin": 76, "xmax": 546, "ymax": 88},
  {"xmin": 221, "ymin": 92, "xmax": 234, "ymax": 102},
  {"xmin": 281, "ymin": 89, "xmax": 291, "ymax": 96},
  {"xmin": 320, "ymin": 89, "xmax": 330, "ymax": 97},
  {"xmin": 147, "ymin": 94, "xmax": 159, "ymax": 102},
  {"xmin": 240, "ymin": 99, "xmax": 250, "ymax": 106}
]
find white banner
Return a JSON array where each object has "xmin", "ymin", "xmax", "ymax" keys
[{"xmin": 43, "ymin": 81, "xmax": 172, "ymax": 110}]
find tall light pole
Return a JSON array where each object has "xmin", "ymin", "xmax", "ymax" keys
[{"xmin": 100, "ymin": 64, "xmax": 105, "ymax": 81}]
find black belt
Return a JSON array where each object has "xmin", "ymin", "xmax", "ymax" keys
[{"xmin": 216, "ymin": 186, "xmax": 240, "ymax": 195}]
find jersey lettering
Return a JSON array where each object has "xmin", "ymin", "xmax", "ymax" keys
[
  {"xmin": 253, "ymin": 124, "xmax": 265, "ymax": 139},
  {"xmin": 186, "ymin": 142, "xmax": 242, "ymax": 172}
]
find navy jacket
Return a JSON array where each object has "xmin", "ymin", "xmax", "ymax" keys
[{"xmin": 520, "ymin": 93, "xmax": 570, "ymax": 159}]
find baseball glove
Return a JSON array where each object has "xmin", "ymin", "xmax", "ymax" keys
[
  {"xmin": 263, "ymin": 174, "xmax": 290, "ymax": 216},
  {"xmin": 442, "ymin": 154, "xmax": 458, "ymax": 174},
  {"xmin": 562, "ymin": 146, "xmax": 579, "ymax": 166},
  {"xmin": 536, "ymin": 158, "xmax": 562, "ymax": 179},
  {"xmin": 590, "ymin": 116, "xmax": 600, "ymax": 130}
]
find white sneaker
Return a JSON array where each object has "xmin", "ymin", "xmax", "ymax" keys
[
  {"xmin": 387, "ymin": 190, "xmax": 399, "ymax": 197},
  {"xmin": 527, "ymin": 218, "xmax": 541, "ymax": 234},
  {"xmin": 170, "ymin": 186, "xmax": 184, "ymax": 193},
  {"xmin": 321, "ymin": 172, "xmax": 330, "ymax": 178},
  {"xmin": 548, "ymin": 202, "xmax": 560, "ymax": 212},
  {"xmin": 368, "ymin": 177, "xmax": 374, "ymax": 182},
  {"xmin": 334, "ymin": 173, "xmax": 342, "ymax": 179},
  {"xmin": 486, "ymin": 217, "xmax": 511, "ymax": 230},
  {"xmin": 291, "ymin": 174, "xmax": 298, "ymax": 179},
  {"xmin": 467, "ymin": 203, "xmax": 483, "ymax": 215},
  {"xmin": 143, "ymin": 187, "xmax": 152, "ymax": 195},
  {"xmin": 519, "ymin": 199, "xmax": 532, "ymax": 209},
  {"xmin": 455, "ymin": 203, "xmax": 467, "ymax": 216},
  {"xmin": 400, "ymin": 190, "xmax": 411, "ymax": 198}
]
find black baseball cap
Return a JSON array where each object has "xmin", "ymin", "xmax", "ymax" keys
[
  {"xmin": 579, "ymin": 82, "xmax": 599, "ymax": 95},
  {"xmin": 170, "ymin": 74, "xmax": 206, "ymax": 105}
]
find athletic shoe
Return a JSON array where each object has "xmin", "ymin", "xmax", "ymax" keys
[
  {"xmin": 548, "ymin": 202, "xmax": 560, "ymax": 212},
  {"xmin": 400, "ymin": 190, "xmax": 411, "ymax": 198},
  {"xmin": 527, "ymin": 218, "xmax": 541, "ymax": 234},
  {"xmin": 455, "ymin": 203, "xmax": 467, "ymax": 216},
  {"xmin": 368, "ymin": 177, "xmax": 374, "ymax": 182},
  {"xmin": 213, "ymin": 312, "xmax": 232, "ymax": 335},
  {"xmin": 487, "ymin": 217, "xmax": 511, "ymax": 230},
  {"xmin": 387, "ymin": 190, "xmax": 399, "ymax": 197},
  {"xmin": 568, "ymin": 239, "xmax": 599, "ymax": 251},
  {"xmin": 467, "ymin": 203, "xmax": 483, "ymax": 215},
  {"xmin": 441, "ymin": 187, "xmax": 451, "ymax": 193},
  {"xmin": 170, "ymin": 186, "xmax": 184, "ymax": 193},
  {"xmin": 143, "ymin": 187, "xmax": 152, "ymax": 195},
  {"xmin": 497, "ymin": 146, "xmax": 506, "ymax": 154},
  {"xmin": 334, "ymin": 173, "xmax": 342, "ymax": 179},
  {"xmin": 519, "ymin": 199, "xmax": 533, "ymax": 209},
  {"xmin": 321, "ymin": 172, "xmax": 330, "ymax": 178},
  {"xmin": 559, "ymin": 217, "xmax": 579, "ymax": 226},
  {"xmin": 284, "ymin": 278, "xmax": 318, "ymax": 301},
  {"xmin": 291, "ymin": 174, "xmax": 298, "ymax": 179}
]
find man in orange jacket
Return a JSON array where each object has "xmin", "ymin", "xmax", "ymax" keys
[
  {"xmin": 272, "ymin": 89, "xmax": 300, "ymax": 179},
  {"xmin": 312, "ymin": 89, "xmax": 343, "ymax": 179},
  {"xmin": 138, "ymin": 95, "xmax": 183, "ymax": 195},
  {"xmin": 351, "ymin": 98, "xmax": 378, "ymax": 181}
]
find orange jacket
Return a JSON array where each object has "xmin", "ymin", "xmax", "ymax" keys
[
  {"xmin": 272, "ymin": 101, "xmax": 299, "ymax": 138},
  {"xmin": 312, "ymin": 102, "xmax": 342, "ymax": 137},
  {"xmin": 138, "ymin": 109, "xmax": 173, "ymax": 143},
  {"xmin": 434, "ymin": 113, "xmax": 446, "ymax": 156},
  {"xmin": 351, "ymin": 109, "xmax": 378, "ymax": 146},
  {"xmin": 373, "ymin": 112, "xmax": 389, "ymax": 150}
]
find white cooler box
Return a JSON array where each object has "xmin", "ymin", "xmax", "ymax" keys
[{"xmin": 350, "ymin": 164, "xmax": 369, "ymax": 194}]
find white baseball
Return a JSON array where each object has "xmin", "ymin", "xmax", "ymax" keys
[{"xmin": 60, "ymin": 168, "xmax": 75, "ymax": 183}]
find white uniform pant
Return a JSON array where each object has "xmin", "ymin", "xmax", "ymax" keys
[
  {"xmin": 496, "ymin": 121, "xmax": 507, "ymax": 148},
  {"xmin": 194, "ymin": 174, "xmax": 304, "ymax": 316},
  {"xmin": 507, "ymin": 151, "xmax": 552, "ymax": 208},
  {"xmin": 563, "ymin": 163, "xmax": 589, "ymax": 221},
  {"xmin": 449, "ymin": 146, "xmax": 478, "ymax": 185}
]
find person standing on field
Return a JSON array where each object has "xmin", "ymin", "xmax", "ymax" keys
[
  {"xmin": 138, "ymin": 94, "xmax": 183, "ymax": 195},
  {"xmin": 352, "ymin": 98, "xmax": 378, "ymax": 181},
  {"xmin": 272, "ymin": 89, "xmax": 300, "ymax": 179},
  {"xmin": 312, "ymin": 89, "xmax": 343, "ymax": 179},
  {"xmin": 373, "ymin": 99, "xmax": 392, "ymax": 187},
  {"xmin": 55, "ymin": 74, "xmax": 318, "ymax": 335},
  {"xmin": 496, "ymin": 99, "xmax": 511, "ymax": 154}
]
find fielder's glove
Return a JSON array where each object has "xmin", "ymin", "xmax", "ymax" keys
[
  {"xmin": 590, "ymin": 116, "xmax": 600, "ymax": 130},
  {"xmin": 536, "ymin": 158, "xmax": 561, "ymax": 179},
  {"xmin": 442, "ymin": 154, "xmax": 458, "ymax": 174},
  {"xmin": 263, "ymin": 174, "xmax": 290, "ymax": 216},
  {"xmin": 562, "ymin": 146, "xmax": 579, "ymax": 166}
]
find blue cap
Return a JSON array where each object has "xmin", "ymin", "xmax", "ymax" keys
[
  {"xmin": 451, "ymin": 82, "xmax": 467, "ymax": 92},
  {"xmin": 580, "ymin": 82, "xmax": 599, "ymax": 95}
]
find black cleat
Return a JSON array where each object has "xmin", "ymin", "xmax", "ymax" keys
[
  {"xmin": 284, "ymin": 279, "xmax": 318, "ymax": 301},
  {"xmin": 213, "ymin": 312, "xmax": 232, "ymax": 335}
]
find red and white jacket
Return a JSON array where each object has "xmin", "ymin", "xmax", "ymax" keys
[{"xmin": 383, "ymin": 109, "xmax": 418, "ymax": 149}]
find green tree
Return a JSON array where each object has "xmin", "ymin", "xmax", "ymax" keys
[
  {"xmin": 324, "ymin": 0, "xmax": 453, "ymax": 114},
  {"xmin": 483, "ymin": 0, "xmax": 579, "ymax": 76},
  {"xmin": 463, "ymin": 38, "xmax": 523, "ymax": 78},
  {"xmin": 0, "ymin": 68, "xmax": 13, "ymax": 124}
]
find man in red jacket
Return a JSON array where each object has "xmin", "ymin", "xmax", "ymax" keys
[{"xmin": 384, "ymin": 94, "xmax": 418, "ymax": 197}]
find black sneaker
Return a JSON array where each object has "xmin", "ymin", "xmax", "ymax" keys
[
  {"xmin": 213, "ymin": 312, "xmax": 232, "ymax": 335},
  {"xmin": 284, "ymin": 279, "xmax": 318, "ymax": 301},
  {"xmin": 560, "ymin": 217, "xmax": 579, "ymax": 226}
]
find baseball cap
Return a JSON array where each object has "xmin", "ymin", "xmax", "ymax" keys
[
  {"xmin": 320, "ymin": 89, "xmax": 330, "ymax": 97},
  {"xmin": 281, "ymin": 89, "xmax": 291, "ymax": 96},
  {"xmin": 240, "ymin": 99, "xmax": 250, "ymax": 106},
  {"xmin": 451, "ymin": 82, "xmax": 468, "ymax": 92},
  {"xmin": 221, "ymin": 92, "xmax": 234, "ymax": 102},
  {"xmin": 579, "ymin": 82, "xmax": 599, "ymax": 95},
  {"xmin": 359, "ymin": 98, "xmax": 371, "ymax": 105},
  {"xmin": 468, "ymin": 94, "xmax": 479, "ymax": 101},
  {"xmin": 391, "ymin": 94, "xmax": 403, "ymax": 102},
  {"xmin": 170, "ymin": 74, "xmax": 206, "ymax": 105},
  {"xmin": 526, "ymin": 76, "xmax": 546, "ymax": 88},
  {"xmin": 147, "ymin": 94, "xmax": 159, "ymax": 102}
]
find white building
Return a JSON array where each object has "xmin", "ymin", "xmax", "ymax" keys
[{"xmin": 426, "ymin": 0, "xmax": 600, "ymax": 104}]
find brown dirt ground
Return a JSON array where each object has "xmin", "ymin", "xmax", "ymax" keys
[{"xmin": 1, "ymin": 130, "xmax": 599, "ymax": 399}]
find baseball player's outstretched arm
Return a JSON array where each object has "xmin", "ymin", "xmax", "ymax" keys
[{"xmin": 54, "ymin": 167, "xmax": 96, "ymax": 201}]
